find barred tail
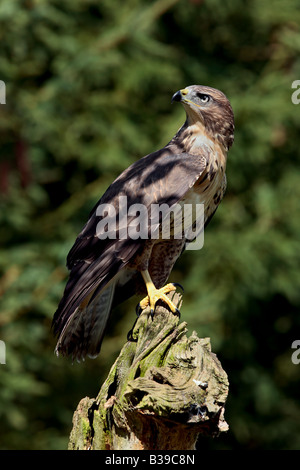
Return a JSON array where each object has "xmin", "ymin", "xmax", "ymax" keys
[{"xmin": 54, "ymin": 280, "xmax": 116, "ymax": 362}]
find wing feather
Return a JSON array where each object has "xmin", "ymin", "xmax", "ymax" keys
[
  {"xmin": 53, "ymin": 145, "xmax": 210, "ymax": 359},
  {"xmin": 67, "ymin": 147, "xmax": 209, "ymax": 268}
]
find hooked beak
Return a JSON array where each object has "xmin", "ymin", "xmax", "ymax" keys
[{"xmin": 171, "ymin": 88, "xmax": 189, "ymax": 103}]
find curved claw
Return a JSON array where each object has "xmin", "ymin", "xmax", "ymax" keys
[
  {"xmin": 175, "ymin": 307, "xmax": 181, "ymax": 317},
  {"xmin": 138, "ymin": 273, "xmax": 183, "ymax": 320},
  {"xmin": 172, "ymin": 282, "xmax": 184, "ymax": 293},
  {"xmin": 135, "ymin": 303, "xmax": 143, "ymax": 317}
]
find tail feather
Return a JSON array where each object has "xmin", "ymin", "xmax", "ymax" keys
[{"xmin": 55, "ymin": 280, "xmax": 116, "ymax": 361}]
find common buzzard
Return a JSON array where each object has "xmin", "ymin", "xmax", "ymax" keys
[{"xmin": 52, "ymin": 85, "xmax": 234, "ymax": 361}]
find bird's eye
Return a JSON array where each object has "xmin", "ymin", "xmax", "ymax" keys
[{"xmin": 196, "ymin": 93, "xmax": 210, "ymax": 104}]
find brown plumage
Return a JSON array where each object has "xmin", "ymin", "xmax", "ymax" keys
[{"xmin": 52, "ymin": 85, "xmax": 234, "ymax": 361}]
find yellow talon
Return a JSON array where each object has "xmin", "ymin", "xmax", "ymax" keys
[{"xmin": 139, "ymin": 270, "xmax": 180, "ymax": 317}]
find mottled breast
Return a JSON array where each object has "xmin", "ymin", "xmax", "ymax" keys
[{"xmin": 180, "ymin": 138, "xmax": 227, "ymax": 227}]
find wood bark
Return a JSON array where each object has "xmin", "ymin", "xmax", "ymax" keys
[{"xmin": 68, "ymin": 292, "xmax": 229, "ymax": 450}]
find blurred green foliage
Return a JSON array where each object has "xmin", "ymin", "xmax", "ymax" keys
[{"xmin": 1, "ymin": 0, "xmax": 300, "ymax": 450}]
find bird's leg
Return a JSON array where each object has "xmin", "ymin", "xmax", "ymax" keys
[{"xmin": 138, "ymin": 269, "xmax": 181, "ymax": 318}]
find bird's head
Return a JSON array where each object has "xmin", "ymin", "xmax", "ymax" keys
[{"xmin": 172, "ymin": 85, "xmax": 234, "ymax": 150}]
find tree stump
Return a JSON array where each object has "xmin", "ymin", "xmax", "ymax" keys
[{"xmin": 68, "ymin": 292, "xmax": 229, "ymax": 450}]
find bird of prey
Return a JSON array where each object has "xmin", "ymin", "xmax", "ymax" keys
[{"xmin": 52, "ymin": 85, "xmax": 234, "ymax": 361}]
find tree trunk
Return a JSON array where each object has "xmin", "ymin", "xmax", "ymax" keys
[{"xmin": 68, "ymin": 292, "xmax": 229, "ymax": 450}]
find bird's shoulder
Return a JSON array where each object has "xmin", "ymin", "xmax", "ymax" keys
[{"xmin": 66, "ymin": 142, "xmax": 212, "ymax": 269}]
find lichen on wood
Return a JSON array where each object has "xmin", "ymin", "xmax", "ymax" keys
[{"xmin": 68, "ymin": 292, "xmax": 229, "ymax": 450}]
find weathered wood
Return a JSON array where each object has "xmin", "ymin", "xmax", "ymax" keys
[{"xmin": 68, "ymin": 292, "xmax": 229, "ymax": 450}]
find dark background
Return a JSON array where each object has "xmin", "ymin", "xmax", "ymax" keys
[{"xmin": 0, "ymin": 0, "xmax": 300, "ymax": 450}]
